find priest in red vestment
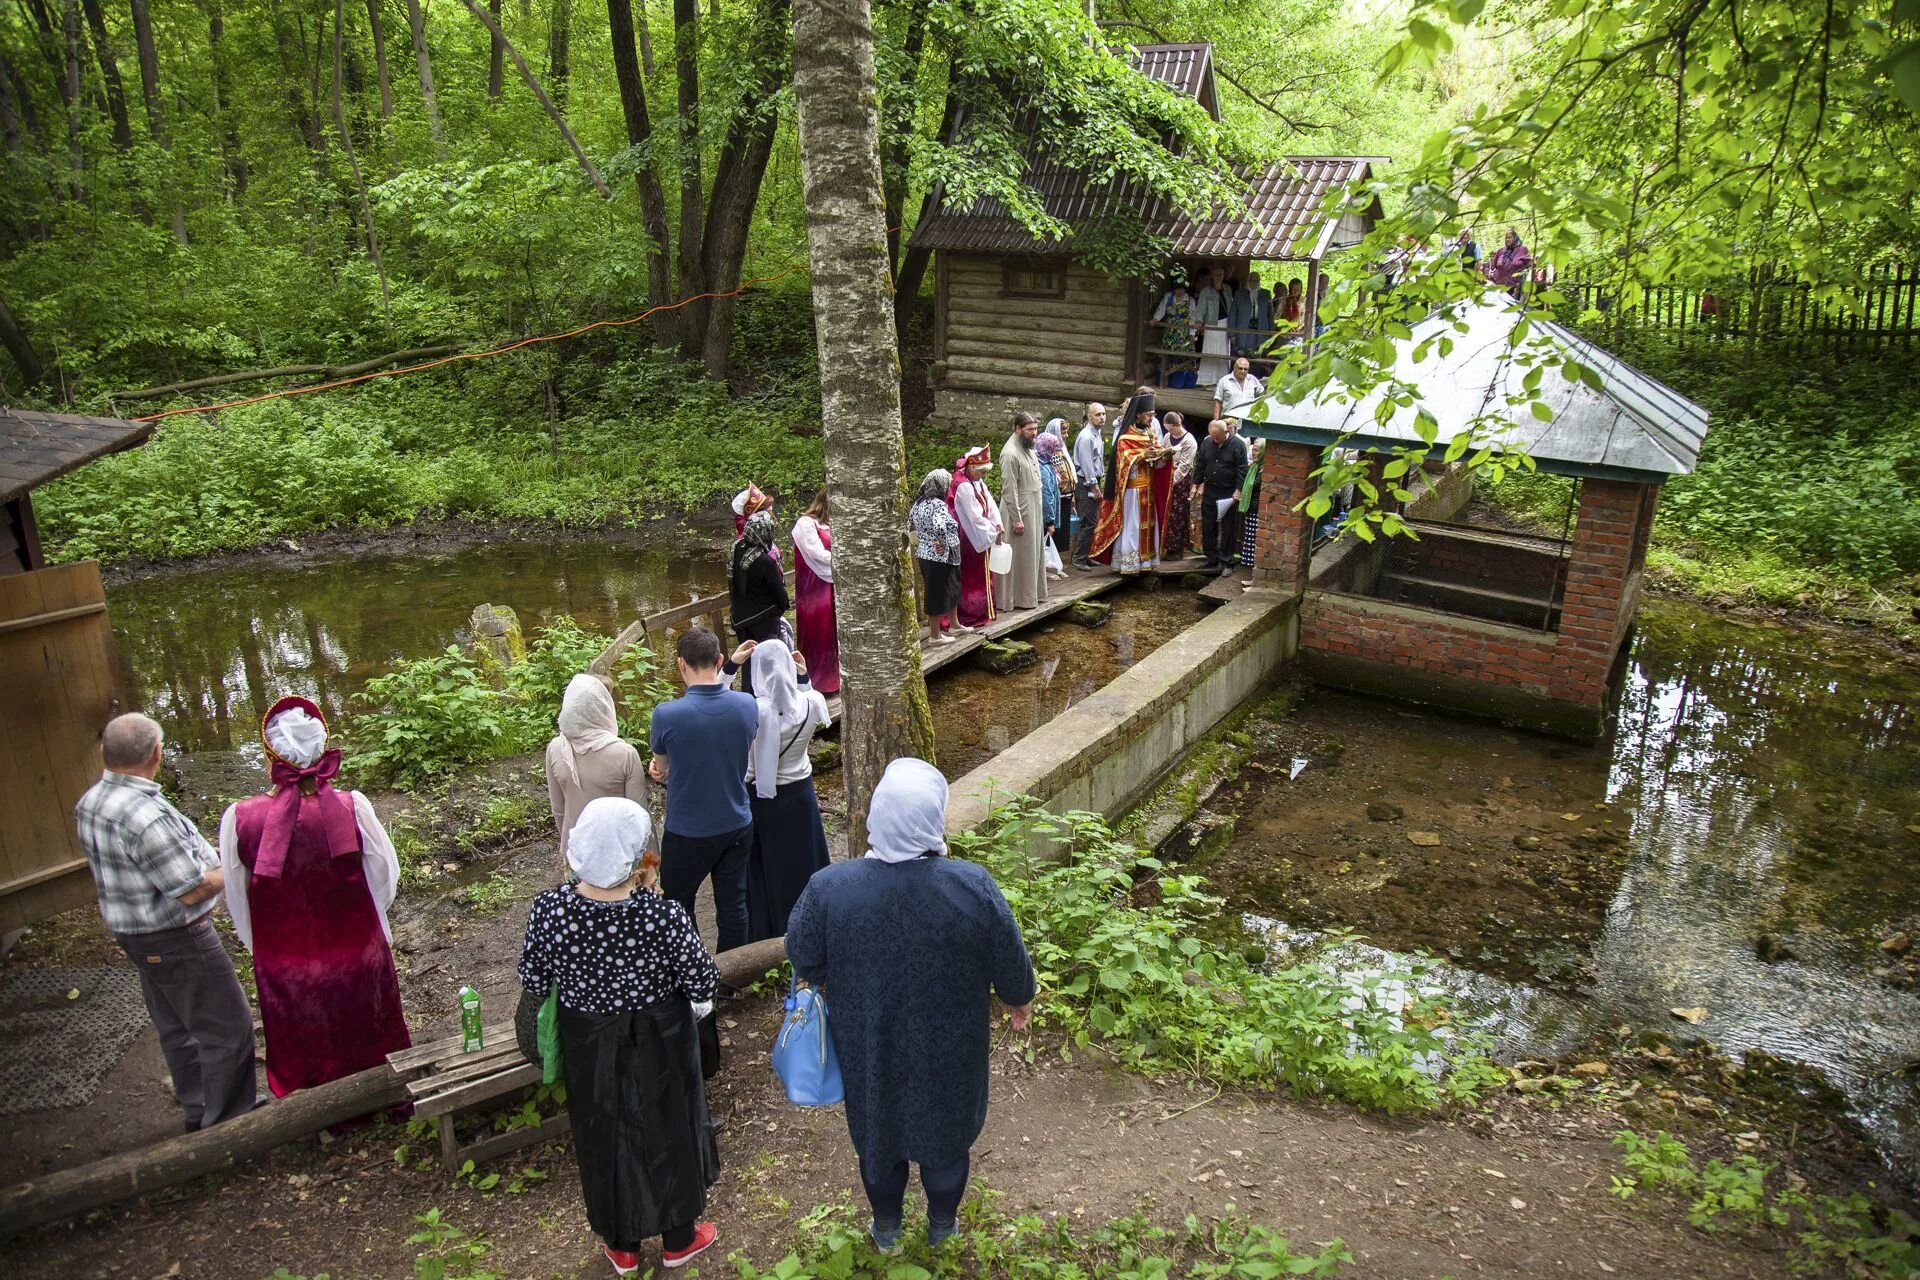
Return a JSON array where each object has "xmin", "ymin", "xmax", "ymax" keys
[
  {"xmin": 1092, "ymin": 397, "xmax": 1172, "ymax": 573},
  {"xmin": 219, "ymin": 696, "xmax": 411, "ymax": 1096}
]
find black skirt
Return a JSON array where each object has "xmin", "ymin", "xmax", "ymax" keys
[
  {"xmin": 919, "ymin": 556, "xmax": 961, "ymax": 617},
  {"xmin": 747, "ymin": 776, "xmax": 832, "ymax": 943},
  {"xmin": 559, "ymin": 998, "xmax": 719, "ymax": 1250}
]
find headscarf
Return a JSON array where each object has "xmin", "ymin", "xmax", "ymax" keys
[
  {"xmin": 553, "ymin": 674, "xmax": 621, "ymax": 788},
  {"xmin": 1036, "ymin": 432, "xmax": 1062, "ymax": 460},
  {"xmin": 567, "ymin": 796, "xmax": 653, "ymax": 888},
  {"xmin": 254, "ymin": 695, "xmax": 359, "ymax": 879},
  {"xmin": 916, "ymin": 468, "xmax": 952, "ymax": 504},
  {"xmin": 863, "ymin": 757, "xmax": 948, "ymax": 863},
  {"xmin": 749, "ymin": 640, "xmax": 828, "ymax": 799},
  {"xmin": 736, "ymin": 508, "xmax": 776, "ymax": 571}
]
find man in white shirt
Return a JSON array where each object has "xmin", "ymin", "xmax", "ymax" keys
[
  {"xmin": 1213, "ymin": 357, "xmax": 1266, "ymax": 426},
  {"xmin": 1071, "ymin": 404, "xmax": 1106, "ymax": 570}
]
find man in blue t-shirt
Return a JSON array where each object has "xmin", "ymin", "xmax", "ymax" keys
[{"xmin": 648, "ymin": 627, "xmax": 761, "ymax": 952}]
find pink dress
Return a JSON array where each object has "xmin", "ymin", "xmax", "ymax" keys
[
  {"xmin": 793, "ymin": 516, "xmax": 841, "ymax": 695},
  {"xmin": 234, "ymin": 790, "xmax": 411, "ymax": 1095}
]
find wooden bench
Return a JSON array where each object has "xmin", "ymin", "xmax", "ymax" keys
[{"xmin": 386, "ymin": 1023, "xmax": 569, "ymax": 1172}]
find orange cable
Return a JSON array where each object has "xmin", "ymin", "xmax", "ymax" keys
[{"xmin": 129, "ymin": 260, "xmax": 816, "ymax": 425}]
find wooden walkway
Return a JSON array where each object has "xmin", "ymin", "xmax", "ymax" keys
[{"xmin": 604, "ymin": 556, "xmax": 1215, "ymax": 726}]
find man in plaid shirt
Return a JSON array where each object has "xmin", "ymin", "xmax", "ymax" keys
[{"xmin": 74, "ymin": 713, "xmax": 258, "ymax": 1130}]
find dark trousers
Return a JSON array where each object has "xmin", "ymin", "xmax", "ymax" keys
[
  {"xmin": 662, "ymin": 1222, "xmax": 695, "ymax": 1251},
  {"xmin": 1200, "ymin": 490, "xmax": 1242, "ymax": 565},
  {"xmin": 662, "ymin": 824, "xmax": 751, "ymax": 954},
  {"xmin": 862, "ymin": 1152, "xmax": 971, "ymax": 1228},
  {"xmin": 115, "ymin": 916, "xmax": 257, "ymax": 1130},
  {"xmin": 1072, "ymin": 486, "xmax": 1102, "ymax": 564}
]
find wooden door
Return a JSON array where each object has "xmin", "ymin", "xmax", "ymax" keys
[{"xmin": 0, "ymin": 561, "xmax": 120, "ymax": 933}]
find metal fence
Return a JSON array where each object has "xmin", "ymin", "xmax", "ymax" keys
[{"xmin": 1557, "ymin": 261, "xmax": 1920, "ymax": 350}]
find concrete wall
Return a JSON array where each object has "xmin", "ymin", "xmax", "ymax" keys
[{"xmin": 945, "ymin": 590, "xmax": 1297, "ymax": 836}]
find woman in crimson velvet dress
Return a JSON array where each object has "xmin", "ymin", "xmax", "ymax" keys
[
  {"xmin": 218, "ymin": 696, "xmax": 410, "ymax": 1096},
  {"xmin": 790, "ymin": 489, "xmax": 841, "ymax": 696}
]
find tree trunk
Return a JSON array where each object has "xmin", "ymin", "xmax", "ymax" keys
[
  {"xmin": 672, "ymin": 0, "xmax": 708, "ymax": 358},
  {"xmin": 60, "ymin": 0, "xmax": 83, "ymax": 192},
  {"xmin": 892, "ymin": 79, "xmax": 961, "ymax": 342},
  {"xmin": 0, "ymin": 290, "xmax": 48, "ymax": 387},
  {"xmin": 404, "ymin": 0, "xmax": 446, "ymax": 158},
  {"xmin": 605, "ymin": 0, "xmax": 676, "ymax": 347},
  {"xmin": 365, "ymin": 0, "xmax": 395, "ymax": 117},
  {"xmin": 790, "ymin": 0, "xmax": 936, "ymax": 845},
  {"xmin": 486, "ymin": 0, "xmax": 504, "ymax": 98},
  {"xmin": 696, "ymin": 0, "xmax": 787, "ymax": 378},
  {"xmin": 333, "ymin": 0, "xmax": 392, "ymax": 333},
  {"xmin": 635, "ymin": 0, "xmax": 654, "ymax": 74},
  {"xmin": 204, "ymin": 0, "xmax": 246, "ymax": 192},
  {"xmin": 77, "ymin": 0, "xmax": 130, "ymax": 147},
  {"xmin": 547, "ymin": 0, "xmax": 571, "ymax": 109},
  {"xmin": 459, "ymin": 0, "xmax": 609, "ymax": 197},
  {"xmin": 879, "ymin": 0, "xmax": 928, "ymax": 272},
  {"xmin": 128, "ymin": 0, "xmax": 188, "ymax": 241}
]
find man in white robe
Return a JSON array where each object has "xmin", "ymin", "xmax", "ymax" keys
[{"xmin": 995, "ymin": 414, "xmax": 1047, "ymax": 612}]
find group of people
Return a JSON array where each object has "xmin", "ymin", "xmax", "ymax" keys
[
  {"xmin": 1152, "ymin": 264, "xmax": 1315, "ymax": 386},
  {"xmin": 1383, "ymin": 227, "xmax": 1550, "ymax": 305}
]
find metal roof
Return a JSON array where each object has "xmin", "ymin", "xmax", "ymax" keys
[
  {"xmin": 0, "ymin": 407, "xmax": 153, "ymax": 504},
  {"xmin": 1241, "ymin": 301, "xmax": 1710, "ymax": 482},
  {"xmin": 908, "ymin": 42, "xmax": 1379, "ymax": 261}
]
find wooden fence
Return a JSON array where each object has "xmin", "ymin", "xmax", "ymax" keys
[{"xmin": 1557, "ymin": 261, "xmax": 1920, "ymax": 350}]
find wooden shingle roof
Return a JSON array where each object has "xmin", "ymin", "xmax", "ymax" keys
[
  {"xmin": 909, "ymin": 43, "xmax": 1381, "ymax": 261},
  {"xmin": 0, "ymin": 407, "xmax": 152, "ymax": 504}
]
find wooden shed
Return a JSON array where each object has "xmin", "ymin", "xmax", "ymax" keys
[
  {"xmin": 1, "ymin": 407, "xmax": 150, "ymax": 933},
  {"xmin": 909, "ymin": 42, "xmax": 1382, "ymax": 427}
]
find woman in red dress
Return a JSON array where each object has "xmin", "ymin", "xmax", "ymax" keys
[
  {"xmin": 946, "ymin": 445, "xmax": 1001, "ymax": 630},
  {"xmin": 790, "ymin": 490, "xmax": 841, "ymax": 695}
]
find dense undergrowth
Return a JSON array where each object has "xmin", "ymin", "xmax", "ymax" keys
[
  {"xmin": 957, "ymin": 797, "xmax": 1502, "ymax": 1112},
  {"xmin": 36, "ymin": 289, "xmax": 970, "ymax": 563},
  {"xmin": 1480, "ymin": 333, "xmax": 1920, "ymax": 624}
]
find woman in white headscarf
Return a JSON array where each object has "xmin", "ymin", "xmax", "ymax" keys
[
  {"xmin": 786, "ymin": 759, "xmax": 1036, "ymax": 1253},
  {"xmin": 741, "ymin": 640, "xmax": 832, "ymax": 942},
  {"xmin": 517, "ymin": 797, "xmax": 723, "ymax": 1274},
  {"xmin": 218, "ymin": 695, "xmax": 409, "ymax": 1096},
  {"xmin": 546, "ymin": 674, "xmax": 646, "ymax": 873}
]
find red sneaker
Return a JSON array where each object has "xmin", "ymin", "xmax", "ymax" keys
[
  {"xmin": 663, "ymin": 1222, "xmax": 718, "ymax": 1269},
  {"xmin": 603, "ymin": 1244, "xmax": 643, "ymax": 1275}
]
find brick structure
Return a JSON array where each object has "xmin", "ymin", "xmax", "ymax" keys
[{"xmin": 1250, "ymin": 441, "xmax": 1318, "ymax": 593}]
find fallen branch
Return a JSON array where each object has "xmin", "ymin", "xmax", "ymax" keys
[
  {"xmin": 0, "ymin": 936, "xmax": 787, "ymax": 1239},
  {"xmin": 457, "ymin": 0, "xmax": 612, "ymax": 200},
  {"xmin": 109, "ymin": 345, "xmax": 465, "ymax": 402}
]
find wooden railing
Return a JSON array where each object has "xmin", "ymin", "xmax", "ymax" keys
[
  {"xmin": 1558, "ymin": 261, "xmax": 1920, "ymax": 349},
  {"xmin": 1135, "ymin": 321, "xmax": 1308, "ymax": 390}
]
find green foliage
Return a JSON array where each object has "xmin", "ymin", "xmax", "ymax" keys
[
  {"xmin": 408, "ymin": 1208, "xmax": 498, "ymax": 1280},
  {"xmin": 1609, "ymin": 1130, "xmax": 1920, "ymax": 1276},
  {"xmin": 730, "ymin": 1191, "xmax": 1352, "ymax": 1280},
  {"xmin": 346, "ymin": 616, "xmax": 673, "ymax": 789},
  {"xmin": 459, "ymin": 871, "xmax": 518, "ymax": 915},
  {"xmin": 952, "ymin": 796, "xmax": 1496, "ymax": 1111}
]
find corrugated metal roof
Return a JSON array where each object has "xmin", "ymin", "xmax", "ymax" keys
[
  {"xmin": 909, "ymin": 43, "xmax": 1380, "ymax": 261},
  {"xmin": 1242, "ymin": 301, "xmax": 1710, "ymax": 481},
  {"xmin": 0, "ymin": 407, "xmax": 153, "ymax": 504}
]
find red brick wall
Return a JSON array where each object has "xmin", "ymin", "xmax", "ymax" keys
[
  {"xmin": 1545, "ymin": 479, "xmax": 1643, "ymax": 706},
  {"xmin": 1389, "ymin": 529, "xmax": 1563, "ymax": 596},
  {"xmin": 1301, "ymin": 593, "xmax": 1562, "ymax": 697},
  {"xmin": 1250, "ymin": 440, "xmax": 1318, "ymax": 592}
]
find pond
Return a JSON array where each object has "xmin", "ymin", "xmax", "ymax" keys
[
  {"xmin": 1183, "ymin": 600, "xmax": 1920, "ymax": 1180},
  {"xmin": 105, "ymin": 533, "xmax": 1203, "ymax": 781}
]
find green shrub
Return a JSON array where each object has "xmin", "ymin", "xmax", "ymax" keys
[{"xmin": 953, "ymin": 797, "xmax": 1496, "ymax": 1112}]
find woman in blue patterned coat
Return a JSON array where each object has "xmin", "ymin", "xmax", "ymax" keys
[{"xmin": 785, "ymin": 758, "xmax": 1036, "ymax": 1252}]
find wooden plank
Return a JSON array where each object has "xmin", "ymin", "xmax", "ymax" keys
[
  {"xmin": 386, "ymin": 1022, "xmax": 516, "ymax": 1074},
  {"xmin": 405, "ymin": 1046, "xmax": 525, "ymax": 1095},
  {"xmin": 945, "ymin": 311, "xmax": 1127, "ymax": 341},
  {"xmin": 947, "ymin": 354, "xmax": 1126, "ymax": 386},
  {"xmin": 943, "ymin": 371, "xmax": 1123, "ymax": 404},
  {"xmin": 0, "ymin": 568, "xmax": 63, "ymax": 888},
  {"xmin": 453, "ymin": 1112, "xmax": 571, "ymax": 1170},
  {"xmin": 944, "ymin": 285, "xmax": 1128, "ymax": 319},
  {"xmin": 944, "ymin": 338, "xmax": 1125, "ymax": 374},
  {"xmin": 414, "ymin": 1063, "xmax": 543, "ymax": 1120}
]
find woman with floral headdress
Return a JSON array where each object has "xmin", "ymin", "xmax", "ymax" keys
[
  {"xmin": 946, "ymin": 444, "xmax": 1001, "ymax": 629},
  {"xmin": 218, "ymin": 696, "xmax": 410, "ymax": 1096}
]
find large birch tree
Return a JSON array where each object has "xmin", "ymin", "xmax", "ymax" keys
[{"xmin": 791, "ymin": 0, "xmax": 936, "ymax": 845}]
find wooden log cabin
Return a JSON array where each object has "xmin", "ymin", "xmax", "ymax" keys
[{"xmin": 909, "ymin": 42, "xmax": 1383, "ymax": 428}]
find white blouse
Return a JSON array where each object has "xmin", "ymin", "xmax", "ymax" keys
[
  {"xmin": 745, "ymin": 690, "xmax": 832, "ymax": 788},
  {"xmin": 792, "ymin": 514, "xmax": 833, "ymax": 582},
  {"xmin": 218, "ymin": 790, "xmax": 400, "ymax": 951},
  {"xmin": 955, "ymin": 479, "xmax": 1001, "ymax": 553}
]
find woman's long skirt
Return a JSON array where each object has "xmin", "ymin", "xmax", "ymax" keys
[
  {"xmin": 1198, "ymin": 323, "xmax": 1232, "ymax": 385},
  {"xmin": 1163, "ymin": 484, "xmax": 1193, "ymax": 560},
  {"xmin": 794, "ymin": 554, "xmax": 841, "ymax": 695},
  {"xmin": 1239, "ymin": 503, "xmax": 1260, "ymax": 568},
  {"xmin": 747, "ymin": 776, "xmax": 832, "ymax": 943},
  {"xmin": 559, "ymin": 998, "xmax": 719, "ymax": 1252},
  {"xmin": 919, "ymin": 556, "xmax": 961, "ymax": 621},
  {"xmin": 956, "ymin": 539, "xmax": 994, "ymax": 628}
]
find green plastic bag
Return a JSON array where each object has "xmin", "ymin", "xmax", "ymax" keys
[{"xmin": 536, "ymin": 982, "xmax": 563, "ymax": 1085}]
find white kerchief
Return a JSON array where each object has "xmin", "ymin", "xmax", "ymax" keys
[
  {"xmin": 555, "ymin": 674, "xmax": 622, "ymax": 787},
  {"xmin": 863, "ymin": 757, "xmax": 948, "ymax": 863},
  {"xmin": 567, "ymin": 796, "xmax": 652, "ymax": 888},
  {"xmin": 750, "ymin": 640, "xmax": 825, "ymax": 800},
  {"xmin": 265, "ymin": 707, "xmax": 328, "ymax": 767}
]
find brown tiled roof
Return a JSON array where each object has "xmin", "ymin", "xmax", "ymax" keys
[
  {"xmin": 909, "ymin": 42, "xmax": 1380, "ymax": 261},
  {"xmin": 0, "ymin": 407, "xmax": 152, "ymax": 504}
]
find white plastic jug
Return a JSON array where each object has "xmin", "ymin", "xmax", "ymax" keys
[{"xmin": 988, "ymin": 542, "xmax": 1013, "ymax": 574}]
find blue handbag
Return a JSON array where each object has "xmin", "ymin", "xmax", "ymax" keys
[{"xmin": 771, "ymin": 975, "xmax": 843, "ymax": 1107}]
